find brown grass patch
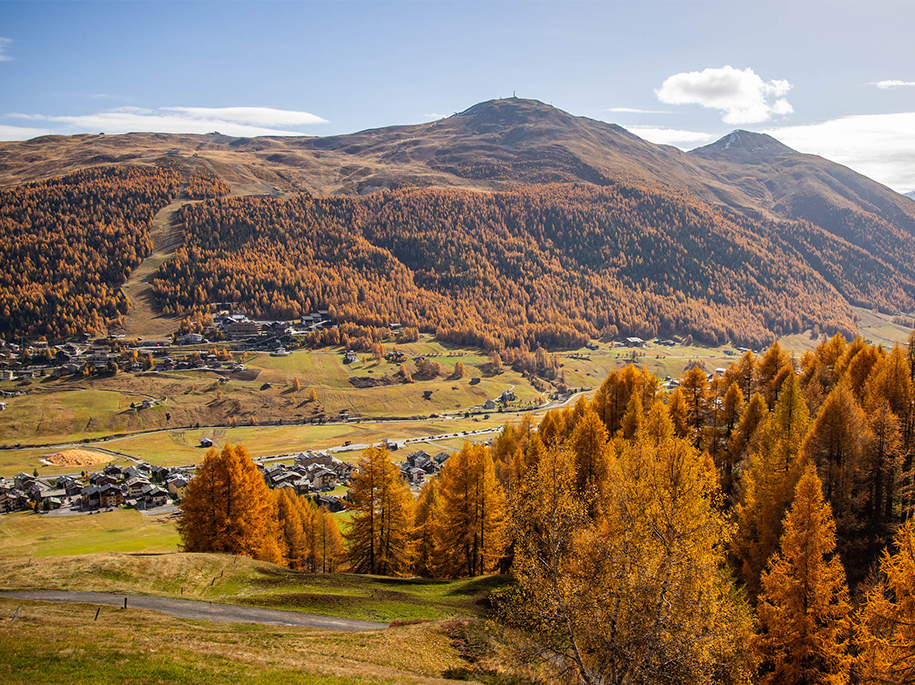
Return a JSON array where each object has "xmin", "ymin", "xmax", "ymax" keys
[{"xmin": 46, "ymin": 449, "xmax": 114, "ymax": 467}]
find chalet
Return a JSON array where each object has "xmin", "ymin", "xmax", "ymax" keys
[
  {"xmin": 99, "ymin": 484, "xmax": 124, "ymax": 508},
  {"xmin": 499, "ymin": 389, "xmax": 515, "ymax": 403},
  {"xmin": 89, "ymin": 472, "xmax": 118, "ymax": 487},
  {"xmin": 318, "ymin": 495, "xmax": 345, "ymax": 513},
  {"xmin": 625, "ymin": 337, "xmax": 645, "ymax": 347},
  {"xmin": 226, "ymin": 322, "xmax": 261, "ymax": 340},
  {"xmin": 0, "ymin": 402, "xmax": 6, "ymax": 411},
  {"xmin": 44, "ymin": 497, "xmax": 64, "ymax": 511},
  {"xmin": 139, "ymin": 484, "xmax": 170, "ymax": 509},
  {"xmin": 482, "ymin": 399, "xmax": 497, "ymax": 411},
  {"xmin": 1, "ymin": 488, "xmax": 29, "ymax": 512},
  {"xmin": 167, "ymin": 476, "xmax": 189, "ymax": 500},
  {"xmin": 177, "ymin": 333, "xmax": 205, "ymax": 345},
  {"xmin": 295, "ymin": 452, "xmax": 333, "ymax": 468},
  {"xmin": 200, "ymin": 438, "xmax": 213, "ymax": 448},
  {"xmin": 56, "ymin": 476, "xmax": 83, "ymax": 497},
  {"xmin": 383, "ymin": 439, "xmax": 399, "ymax": 451},
  {"xmin": 307, "ymin": 465, "xmax": 336, "ymax": 490},
  {"xmin": 14, "ymin": 473, "xmax": 36, "ymax": 491},
  {"xmin": 343, "ymin": 350, "xmax": 358, "ymax": 364},
  {"xmin": 585, "ymin": 342, "xmax": 599, "ymax": 350},
  {"xmin": 469, "ymin": 377, "xmax": 481, "ymax": 385},
  {"xmin": 124, "ymin": 477, "xmax": 150, "ymax": 499},
  {"xmin": 104, "ymin": 464, "xmax": 125, "ymax": 479},
  {"xmin": 0, "ymin": 371, "xmax": 14, "ymax": 381},
  {"xmin": 407, "ymin": 467, "xmax": 426, "ymax": 484}
]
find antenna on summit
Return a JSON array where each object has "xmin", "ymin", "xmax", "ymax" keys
[{"xmin": 513, "ymin": 90, "xmax": 517, "ymax": 98}]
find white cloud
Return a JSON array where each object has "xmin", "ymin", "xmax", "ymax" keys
[
  {"xmin": 656, "ymin": 65, "xmax": 793, "ymax": 124},
  {"xmin": 765, "ymin": 111, "xmax": 915, "ymax": 193},
  {"xmin": 874, "ymin": 80, "xmax": 915, "ymax": 89},
  {"xmin": 626, "ymin": 126, "xmax": 716, "ymax": 147},
  {"xmin": 8, "ymin": 105, "xmax": 328, "ymax": 138},
  {"xmin": 0, "ymin": 123, "xmax": 54, "ymax": 140},
  {"xmin": 607, "ymin": 107, "xmax": 670, "ymax": 114},
  {"xmin": 0, "ymin": 37, "xmax": 12, "ymax": 62},
  {"xmin": 163, "ymin": 106, "xmax": 326, "ymax": 126}
]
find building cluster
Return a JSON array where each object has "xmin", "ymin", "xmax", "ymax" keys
[
  {"xmin": 256, "ymin": 451, "xmax": 354, "ymax": 512},
  {"xmin": 398, "ymin": 449, "xmax": 450, "ymax": 486},
  {"xmin": 0, "ymin": 461, "xmax": 193, "ymax": 514}
]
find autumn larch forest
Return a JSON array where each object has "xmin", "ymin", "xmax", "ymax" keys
[
  {"xmin": 6, "ymin": 164, "xmax": 915, "ymax": 348},
  {"xmin": 175, "ymin": 333, "xmax": 915, "ymax": 684}
]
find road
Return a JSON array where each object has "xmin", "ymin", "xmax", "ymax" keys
[{"xmin": 0, "ymin": 590, "xmax": 387, "ymax": 631}]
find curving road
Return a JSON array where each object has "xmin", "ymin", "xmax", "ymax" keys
[{"xmin": 0, "ymin": 590, "xmax": 387, "ymax": 631}]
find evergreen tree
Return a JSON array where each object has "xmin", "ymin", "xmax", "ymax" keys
[
  {"xmin": 345, "ymin": 446, "xmax": 414, "ymax": 575},
  {"xmin": 435, "ymin": 442, "xmax": 506, "ymax": 577},
  {"xmin": 754, "ymin": 464, "xmax": 853, "ymax": 685},
  {"xmin": 857, "ymin": 518, "xmax": 915, "ymax": 684},
  {"xmin": 178, "ymin": 444, "xmax": 283, "ymax": 564},
  {"xmin": 734, "ymin": 374, "xmax": 810, "ymax": 599}
]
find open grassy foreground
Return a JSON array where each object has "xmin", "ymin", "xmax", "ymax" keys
[
  {"xmin": 0, "ymin": 553, "xmax": 507, "ymax": 624},
  {"xmin": 0, "ymin": 596, "xmax": 477, "ymax": 685},
  {"xmin": 0, "ymin": 509, "xmax": 181, "ymax": 558}
]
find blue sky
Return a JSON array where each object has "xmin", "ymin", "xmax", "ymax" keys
[{"xmin": 2, "ymin": 1, "xmax": 915, "ymax": 191}]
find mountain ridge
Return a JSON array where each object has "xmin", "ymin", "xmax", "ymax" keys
[{"xmin": 3, "ymin": 97, "xmax": 915, "ymax": 344}]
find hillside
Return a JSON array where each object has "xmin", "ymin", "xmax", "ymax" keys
[{"xmin": 2, "ymin": 98, "xmax": 915, "ymax": 344}]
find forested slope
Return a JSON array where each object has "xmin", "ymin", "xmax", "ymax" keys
[
  {"xmin": 0, "ymin": 166, "xmax": 180, "ymax": 338},
  {"xmin": 152, "ymin": 182, "xmax": 915, "ymax": 349}
]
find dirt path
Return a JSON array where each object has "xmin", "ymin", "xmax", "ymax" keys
[
  {"xmin": 0, "ymin": 590, "xmax": 387, "ymax": 631},
  {"xmin": 118, "ymin": 199, "xmax": 193, "ymax": 339}
]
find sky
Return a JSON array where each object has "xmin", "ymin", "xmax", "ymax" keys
[{"xmin": 1, "ymin": 1, "xmax": 915, "ymax": 191}]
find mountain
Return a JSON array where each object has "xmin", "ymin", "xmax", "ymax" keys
[
  {"xmin": 906, "ymin": 190, "xmax": 915, "ymax": 201},
  {"xmin": 2, "ymin": 98, "xmax": 915, "ymax": 345}
]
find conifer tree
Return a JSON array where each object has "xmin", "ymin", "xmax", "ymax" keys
[
  {"xmin": 413, "ymin": 479, "xmax": 442, "ymax": 577},
  {"xmin": 734, "ymin": 373, "xmax": 809, "ymax": 598},
  {"xmin": 801, "ymin": 380, "xmax": 871, "ymax": 572},
  {"xmin": 316, "ymin": 506, "xmax": 345, "ymax": 573},
  {"xmin": 435, "ymin": 442, "xmax": 506, "ymax": 577},
  {"xmin": 345, "ymin": 446, "xmax": 414, "ymax": 575},
  {"xmin": 754, "ymin": 464, "xmax": 853, "ymax": 685},
  {"xmin": 857, "ymin": 518, "xmax": 915, "ymax": 684},
  {"xmin": 569, "ymin": 406, "xmax": 612, "ymax": 496},
  {"xmin": 178, "ymin": 444, "xmax": 283, "ymax": 564}
]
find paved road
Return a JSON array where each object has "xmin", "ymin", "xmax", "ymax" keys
[{"xmin": 0, "ymin": 590, "xmax": 387, "ymax": 631}]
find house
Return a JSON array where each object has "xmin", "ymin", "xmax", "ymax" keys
[
  {"xmin": 0, "ymin": 402, "xmax": 7, "ymax": 412},
  {"xmin": 139, "ymin": 484, "xmax": 170, "ymax": 509},
  {"xmin": 89, "ymin": 472, "xmax": 118, "ymax": 487},
  {"xmin": 499, "ymin": 389, "xmax": 515, "ymax": 403},
  {"xmin": 200, "ymin": 438, "xmax": 213, "ymax": 448},
  {"xmin": 99, "ymin": 484, "xmax": 124, "ymax": 508},
  {"xmin": 343, "ymin": 350, "xmax": 358, "ymax": 364},
  {"xmin": 166, "ymin": 476, "xmax": 189, "ymax": 500},
  {"xmin": 383, "ymin": 439, "xmax": 399, "ymax": 451},
  {"xmin": 1, "ymin": 488, "xmax": 29, "ymax": 512},
  {"xmin": 44, "ymin": 497, "xmax": 64, "ymax": 511},
  {"xmin": 124, "ymin": 477, "xmax": 150, "ymax": 499},
  {"xmin": 407, "ymin": 467, "xmax": 426, "ymax": 484},
  {"xmin": 625, "ymin": 337, "xmax": 645, "ymax": 347},
  {"xmin": 177, "ymin": 333, "xmax": 205, "ymax": 345},
  {"xmin": 14, "ymin": 472, "xmax": 36, "ymax": 491},
  {"xmin": 103, "ymin": 464, "xmax": 125, "ymax": 479},
  {"xmin": 318, "ymin": 495, "xmax": 345, "ymax": 513},
  {"xmin": 482, "ymin": 399, "xmax": 497, "ymax": 411},
  {"xmin": 0, "ymin": 371, "xmax": 14, "ymax": 381},
  {"xmin": 307, "ymin": 465, "xmax": 336, "ymax": 490},
  {"xmin": 295, "ymin": 452, "xmax": 333, "ymax": 468},
  {"xmin": 226, "ymin": 322, "xmax": 261, "ymax": 340},
  {"xmin": 56, "ymin": 476, "xmax": 83, "ymax": 497},
  {"xmin": 585, "ymin": 342, "xmax": 599, "ymax": 350}
]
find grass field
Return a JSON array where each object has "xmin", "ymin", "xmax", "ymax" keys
[
  {"xmin": 0, "ymin": 552, "xmax": 509, "ymax": 623},
  {"xmin": 0, "ymin": 509, "xmax": 180, "ymax": 558},
  {"xmin": 0, "ymin": 596, "xmax": 476, "ymax": 685},
  {"xmin": 0, "ymin": 411, "xmax": 530, "ymax": 476}
]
